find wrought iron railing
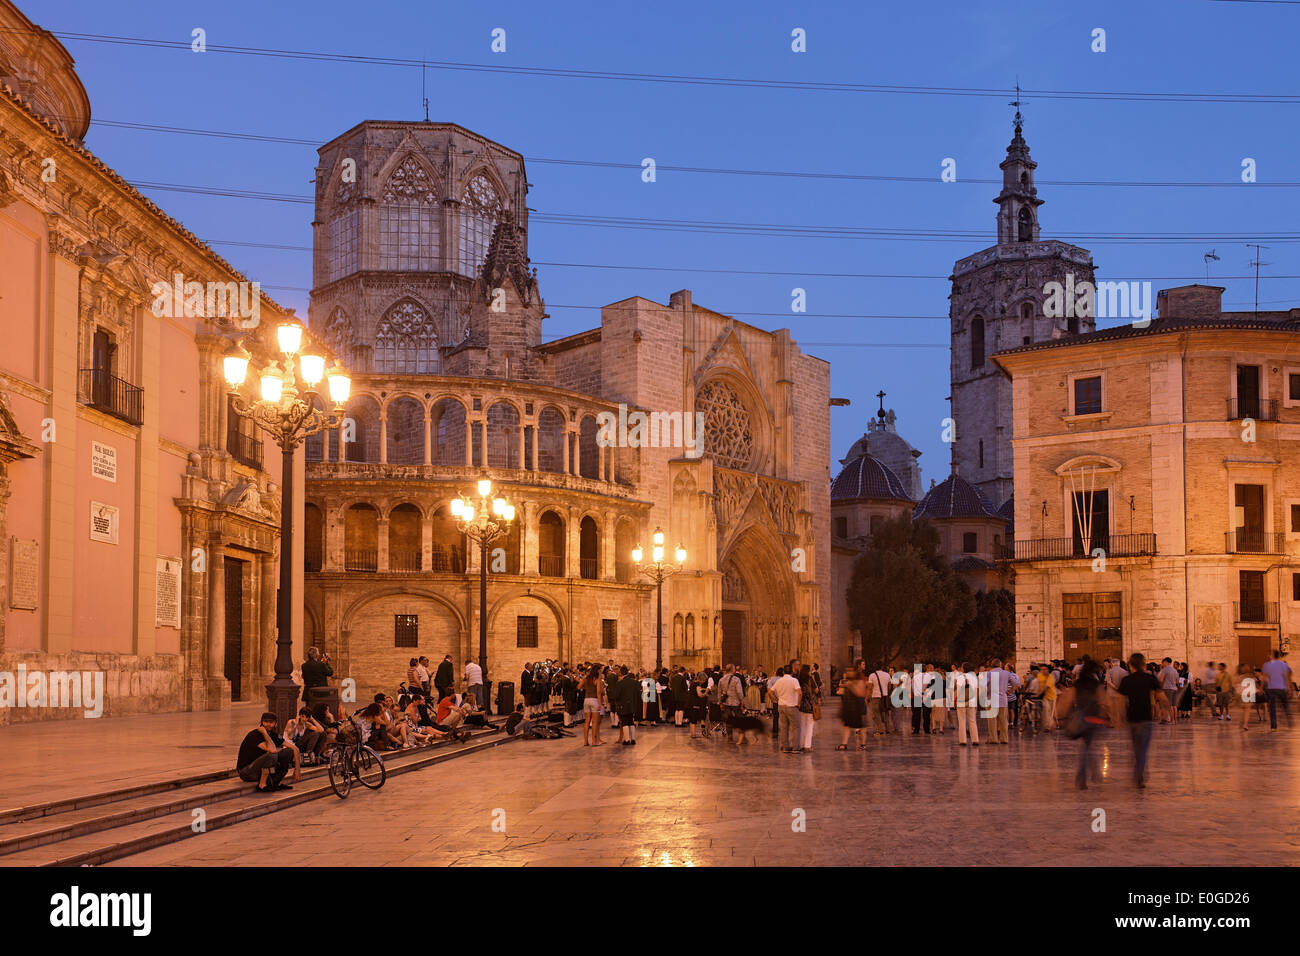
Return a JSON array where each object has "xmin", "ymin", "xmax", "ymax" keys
[
  {"xmin": 579, "ymin": 557, "xmax": 598, "ymax": 579},
  {"xmin": 1234, "ymin": 601, "xmax": 1278, "ymax": 624},
  {"xmin": 1225, "ymin": 531, "xmax": 1286, "ymax": 554},
  {"xmin": 227, "ymin": 427, "xmax": 264, "ymax": 470},
  {"xmin": 1012, "ymin": 533, "xmax": 1156, "ymax": 561},
  {"xmin": 388, "ymin": 549, "xmax": 422, "ymax": 572},
  {"xmin": 80, "ymin": 369, "xmax": 143, "ymax": 425},
  {"xmin": 539, "ymin": 554, "xmax": 565, "ymax": 577},
  {"xmin": 344, "ymin": 548, "xmax": 378, "ymax": 572},
  {"xmin": 1227, "ymin": 398, "xmax": 1279, "ymax": 421}
]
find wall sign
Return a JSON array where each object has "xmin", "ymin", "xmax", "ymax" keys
[
  {"xmin": 155, "ymin": 556, "xmax": 181, "ymax": 628},
  {"xmin": 9, "ymin": 537, "xmax": 38, "ymax": 610},
  {"xmin": 91, "ymin": 441, "xmax": 117, "ymax": 482},
  {"xmin": 90, "ymin": 501, "xmax": 119, "ymax": 544}
]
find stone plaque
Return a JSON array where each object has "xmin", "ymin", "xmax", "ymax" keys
[
  {"xmin": 90, "ymin": 501, "xmax": 119, "ymax": 544},
  {"xmin": 155, "ymin": 556, "xmax": 181, "ymax": 628},
  {"xmin": 1195, "ymin": 604, "xmax": 1221, "ymax": 646},
  {"xmin": 91, "ymin": 440, "xmax": 117, "ymax": 482},
  {"xmin": 9, "ymin": 537, "xmax": 38, "ymax": 610}
]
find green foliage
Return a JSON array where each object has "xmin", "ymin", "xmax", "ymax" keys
[
  {"xmin": 951, "ymin": 588, "xmax": 1016, "ymax": 665},
  {"xmin": 845, "ymin": 514, "xmax": 976, "ymax": 668}
]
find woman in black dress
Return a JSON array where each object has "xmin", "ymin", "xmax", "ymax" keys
[
  {"xmin": 837, "ymin": 665, "xmax": 868, "ymax": 750},
  {"xmin": 520, "ymin": 664, "xmax": 533, "ymax": 717},
  {"xmin": 688, "ymin": 674, "xmax": 709, "ymax": 738}
]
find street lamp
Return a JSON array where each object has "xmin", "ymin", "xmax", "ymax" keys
[
  {"xmin": 633, "ymin": 527, "xmax": 686, "ymax": 670},
  {"xmin": 223, "ymin": 315, "xmax": 351, "ymax": 726},
  {"xmin": 451, "ymin": 476, "xmax": 515, "ymax": 713}
]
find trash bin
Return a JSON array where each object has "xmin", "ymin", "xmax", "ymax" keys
[
  {"xmin": 306, "ymin": 684, "xmax": 339, "ymax": 717},
  {"xmin": 496, "ymin": 680, "xmax": 513, "ymax": 716}
]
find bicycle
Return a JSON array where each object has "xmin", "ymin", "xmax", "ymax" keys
[
  {"xmin": 327, "ymin": 716, "xmax": 387, "ymax": 799},
  {"xmin": 1018, "ymin": 696, "xmax": 1044, "ymax": 736}
]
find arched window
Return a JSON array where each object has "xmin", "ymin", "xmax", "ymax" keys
[
  {"xmin": 328, "ymin": 206, "xmax": 358, "ymax": 281},
  {"xmin": 970, "ymin": 317, "xmax": 985, "ymax": 370},
  {"xmin": 1017, "ymin": 206, "xmax": 1033, "ymax": 242},
  {"xmin": 579, "ymin": 516, "xmax": 599, "ymax": 579},
  {"xmin": 539, "ymin": 511, "xmax": 565, "ymax": 577},
  {"xmin": 615, "ymin": 519, "xmax": 636, "ymax": 583},
  {"xmin": 459, "ymin": 174, "xmax": 502, "ymax": 278},
  {"xmin": 304, "ymin": 504, "xmax": 324, "ymax": 571},
  {"xmin": 486, "ymin": 401, "xmax": 520, "ymax": 469},
  {"xmin": 578, "ymin": 416, "xmax": 600, "ymax": 479},
  {"xmin": 696, "ymin": 380, "xmax": 755, "ymax": 470},
  {"xmin": 537, "ymin": 406, "xmax": 566, "ymax": 474},
  {"xmin": 379, "ymin": 156, "xmax": 440, "ymax": 271},
  {"xmin": 389, "ymin": 504, "xmax": 422, "ymax": 571},
  {"xmin": 344, "ymin": 504, "xmax": 379, "ymax": 571},
  {"xmin": 430, "ymin": 505, "xmax": 465, "ymax": 573},
  {"xmin": 431, "ymin": 399, "xmax": 467, "ymax": 465},
  {"xmin": 342, "ymin": 396, "xmax": 381, "ymax": 462},
  {"xmin": 374, "ymin": 300, "xmax": 439, "ymax": 374},
  {"xmin": 385, "ymin": 397, "xmax": 425, "ymax": 465}
]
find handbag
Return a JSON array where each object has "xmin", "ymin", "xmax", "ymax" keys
[{"xmin": 811, "ymin": 695, "xmax": 822, "ymax": 721}]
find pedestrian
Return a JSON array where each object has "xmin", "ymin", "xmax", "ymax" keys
[
  {"xmin": 1037, "ymin": 664, "xmax": 1058, "ymax": 731},
  {"xmin": 983, "ymin": 658, "xmax": 1018, "ymax": 744},
  {"xmin": 928, "ymin": 662, "xmax": 947, "ymax": 735},
  {"xmin": 688, "ymin": 672, "xmax": 709, "ymax": 738},
  {"xmin": 837, "ymin": 665, "xmax": 868, "ymax": 750},
  {"xmin": 615, "ymin": 666, "xmax": 640, "ymax": 745},
  {"xmin": 1157, "ymin": 657, "xmax": 1180, "ymax": 715},
  {"xmin": 869, "ymin": 664, "xmax": 893, "ymax": 735},
  {"xmin": 797, "ymin": 664, "xmax": 817, "ymax": 752},
  {"xmin": 1118, "ymin": 652, "xmax": 1161, "ymax": 788},
  {"xmin": 719, "ymin": 665, "xmax": 745, "ymax": 739},
  {"xmin": 952, "ymin": 662, "xmax": 979, "ymax": 746},
  {"xmin": 1261, "ymin": 650, "xmax": 1293, "ymax": 730},
  {"xmin": 910, "ymin": 663, "xmax": 931, "ymax": 736},
  {"xmin": 1070, "ymin": 659, "xmax": 1106, "ymax": 790},
  {"xmin": 464, "ymin": 657, "xmax": 483, "ymax": 710},
  {"xmin": 770, "ymin": 666, "xmax": 803, "ymax": 753},
  {"xmin": 433, "ymin": 654, "xmax": 454, "ymax": 702},
  {"xmin": 580, "ymin": 663, "xmax": 605, "ymax": 747}
]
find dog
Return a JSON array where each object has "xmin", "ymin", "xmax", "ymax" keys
[{"xmin": 725, "ymin": 711, "xmax": 767, "ymax": 744}]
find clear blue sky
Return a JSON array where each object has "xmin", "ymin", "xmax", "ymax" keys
[{"xmin": 42, "ymin": 0, "xmax": 1300, "ymax": 485}]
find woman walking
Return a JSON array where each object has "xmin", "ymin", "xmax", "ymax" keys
[
  {"xmin": 688, "ymin": 673, "xmax": 709, "ymax": 738},
  {"xmin": 837, "ymin": 665, "xmax": 868, "ymax": 750},
  {"xmin": 1072, "ymin": 659, "xmax": 1106, "ymax": 789},
  {"xmin": 581, "ymin": 663, "xmax": 605, "ymax": 746}
]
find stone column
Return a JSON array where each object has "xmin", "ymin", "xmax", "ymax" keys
[
  {"xmin": 379, "ymin": 405, "xmax": 388, "ymax": 464},
  {"xmin": 572, "ymin": 430, "xmax": 581, "ymax": 477},
  {"xmin": 566, "ymin": 505, "xmax": 581, "ymax": 578},
  {"xmin": 206, "ymin": 534, "xmax": 229, "ymax": 708},
  {"xmin": 517, "ymin": 423, "xmax": 525, "ymax": 469},
  {"xmin": 258, "ymin": 551, "xmax": 277, "ymax": 688},
  {"xmin": 423, "ymin": 411, "xmax": 433, "ymax": 466},
  {"xmin": 325, "ymin": 503, "xmax": 344, "ymax": 571},
  {"xmin": 601, "ymin": 509, "xmax": 616, "ymax": 580},
  {"xmin": 464, "ymin": 419, "xmax": 474, "ymax": 467},
  {"xmin": 421, "ymin": 507, "xmax": 434, "ymax": 570},
  {"xmin": 377, "ymin": 516, "xmax": 390, "ymax": 572},
  {"xmin": 562, "ymin": 428, "xmax": 570, "ymax": 475}
]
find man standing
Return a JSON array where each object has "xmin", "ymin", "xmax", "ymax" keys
[
  {"xmin": 415, "ymin": 656, "xmax": 432, "ymax": 697},
  {"xmin": 983, "ymin": 658, "xmax": 1019, "ymax": 744},
  {"xmin": 1261, "ymin": 650, "xmax": 1293, "ymax": 730},
  {"xmin": 670, "ymin": 667, "xmax": 688, "ymax": 727},
  {"xmin": 767, "ymin": 668, "xmax": 783, "ymax": 738},
  {"xmin": 1118, "ymin": 652, "xmax": 1162, "ymax": 788},
  {"xmin": 770, "ymin": 666, "xmax": 803, "ymax": 754},
  {"xmin": 952, "ymin": 662, "xmax": 979, "ymax": 746},
  {"xmin": 869, "ymin": 664, "xmax": 894, "ymax": 735},
  {"xmin": 719, "ymin": 664, "xmax": 745, "ymax": 739},
  {"xmin": 1157, "ymin": 657, "xmax": 1180, "ymax": 714},
  {"xmin": 464, "ymin": 657, "xmax": 484, "ymax": 710},
  {"xmin": 910, "ymin": 663, "xmax": 931, "ymax": 735},
  {"xmin": 1105, "ymin": 657, "xmax": 1127, "ymax": 725},
  {"xmin": 434, "ymin": 654, "xmax": 454, "ymax": 701},
  {"xmin": 616, "ymin": 666, "xmax": 641, "ymax": 745},
  {"xmin": 301, "ymin": 647, "xmax": 333, "ymax": 701}
]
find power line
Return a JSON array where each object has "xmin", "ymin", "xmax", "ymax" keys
[
  {"xmin": 37, "ymin": 28, "xmax": 1300, "ymax": 104},
  {"xmin": 85, "ymin": 118, "xmax": 1300, "ymax": 189},
  {"xmin": 121, "ymin": 180, "xmax": 1300, "ymax": 246}
]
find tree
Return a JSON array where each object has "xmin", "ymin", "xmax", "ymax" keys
[
  {"xmin": 951, "ymin": 588, "xmax": 1016, "ymax": 665},
  {"xmin": 845, "ymin": 514, "xmax": 975, "ymax": 668}
]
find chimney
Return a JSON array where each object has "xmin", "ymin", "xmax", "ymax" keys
[{"xmin": 1156, "ymin": 284, "xmax": 1223, "ymax": 320}]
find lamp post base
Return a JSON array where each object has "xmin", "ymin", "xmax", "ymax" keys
[{"xmin": 266, "ymin": 678, "xmax": 301, "ymax": 728}]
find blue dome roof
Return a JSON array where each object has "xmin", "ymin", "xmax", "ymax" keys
[
  {"xmin": 831, "ymin": 454, "xmax": 912, "ymax": 503},
  {"xmin": 913, "ymin": 473, "xmax": 1002, "ymax": 520}
]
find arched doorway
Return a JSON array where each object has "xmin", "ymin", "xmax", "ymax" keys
[{"xmin": 718, "ymin": 526, "xmax": 797, "ymax": 670}]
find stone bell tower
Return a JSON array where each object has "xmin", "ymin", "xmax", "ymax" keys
[{"xmin": 949, "ymin": 107, "xmax": 1097, "ymax": 508}]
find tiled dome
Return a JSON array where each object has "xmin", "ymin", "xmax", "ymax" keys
[
  {"xmin": 913, "ymin": 472, "xmax": 1002, "ymax": 520},
  {"xmin": 831, "ymin": 454, "xmax": 912, "ymax": 503}
]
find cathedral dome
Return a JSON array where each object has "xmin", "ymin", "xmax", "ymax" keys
[
  {"xmin": 831, "ymin": 453, "xmax": 911, "ymax": 503},
  {"xmin": 913, "ymin": 472, "xmax": 1001, "ymax": 521}
]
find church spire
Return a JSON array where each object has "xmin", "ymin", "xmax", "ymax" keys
[{"xmin": 994, "ymin": 85, "xmax": 1043, "ymax": 245}]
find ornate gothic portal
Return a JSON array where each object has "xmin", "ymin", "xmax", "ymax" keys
[{"xmin": 717, "ymin": 526, "xmax": 798, "ymax": 669}]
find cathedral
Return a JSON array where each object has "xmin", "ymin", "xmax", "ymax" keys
[{"xmin": 299, "ymin": 122, "xmax": 831, "ymax": 704}]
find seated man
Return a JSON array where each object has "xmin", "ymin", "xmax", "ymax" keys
[
  {"xmin": 505, "ymin": 703, "xmax": 535, "ymax": 737},
  {"xmin": 236, "ymin": 712, "xmax": 295, "ymax": 793},
  {"xmin": 282, "ymin": 707, "xmax": 328, "ymax": 779}
]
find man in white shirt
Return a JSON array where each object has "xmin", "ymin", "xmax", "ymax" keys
[
  {"xmin": 1157, "ymin": 657, "xmax": 1180, "ymax": 711},
  {"xmin": 983, "ymin": 658, "xmax": 1019, "ymax": 744},
  {"xmin": 869, "ymin": 667, "xmax": 894, "ymax": 735},
  {"xmin": 769, "ymin": 667, "xmax": 803, "ymax": 753},
  {"xmin": 464, "ymin": 658, "xmax": 484, "ymax": 711}
]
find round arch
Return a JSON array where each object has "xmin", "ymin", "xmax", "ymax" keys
[{"xmin": 341, "ymin": 586, "xmax": 468, "ymax": 636}]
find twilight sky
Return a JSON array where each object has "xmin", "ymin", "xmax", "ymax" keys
[{"xmin": 41, "ymin": 0, "xmax": 1300, "ymax": 486}]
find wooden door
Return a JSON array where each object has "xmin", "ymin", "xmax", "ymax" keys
[{"xmin": 224, "ymin": 557, "xmax": 244, "ymax": 700}]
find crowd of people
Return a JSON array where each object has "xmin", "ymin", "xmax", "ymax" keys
[{"xmin": 236, "ymin": 644, "xmax": 1294, "ymax": 793}]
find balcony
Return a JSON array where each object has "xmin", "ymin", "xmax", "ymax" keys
[
  {"xmin": 388, "ymin": 549, "xmax": 422, "ymax": 572},
  {"xmin": 1227, "ymin": 398, "xmax": 1278, "ymax": 421},
  {"xmin": 1225, "ymin": 531, "xmax": 1286, "ymax": 554},
  {"xmin": 80, "ymin": 369, "xmax": 143, "ymax": 426},
  {"xmin": 1011, "ymin": 533, "xmax": 1157, "ymax": 562},
  {"xmin": 1234, "ymin": 601, "xmax": 1279, "ymax": 625},
  {"xmin": 344, "ymin": 548, "xmax": 378, "ymax": 572},
  {"xmin": 428, "ymin": 547, "xmax": 465, "ymax": 573},
  {"xmin": 580, "ymin": 556, "xmax": 598, "ymax": 580},
  {"xmin": 227, "ymin": 429, "xmax": 264, "ymax": 470},
  {"xmin": 539, "ymin": 554, "xmax": 564, "ymax": 577}
]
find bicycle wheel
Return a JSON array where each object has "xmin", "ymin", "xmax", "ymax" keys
[
  {"xmin": 327, "ymin": 746, "xmax": 352, "ymax": 799},
  {"xmin": 355, "ymin": 745, "xmax": 387, "ymax": 790}
]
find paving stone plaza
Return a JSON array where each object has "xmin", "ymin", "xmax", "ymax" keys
[{"xmin": 2, "ymin": 701, "xmax": 1288, "ymax": 867}]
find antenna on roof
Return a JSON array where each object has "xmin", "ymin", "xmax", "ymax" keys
[
  {"xmin": 421, "ymin": 61, "xmax": 430, "ymax": 122},
  {"xmin": 1246, "ymin": 244, "xmax": 1270, "ymax": 316},
  {"xmin": 1203, "ymin": 249, "xmax": 1219, "ymax": 283}
]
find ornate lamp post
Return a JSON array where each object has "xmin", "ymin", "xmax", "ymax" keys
[
  {"xmin": 222, "ymin": 316, "xmax": 351, "ymax": 726},
  {"xmin": 633, "ymin": 528, "xmax": 686, "ymax": 670},
  {"xmin": 451, "ymin": 477, "xmax": 515, "ymax": 713}
]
